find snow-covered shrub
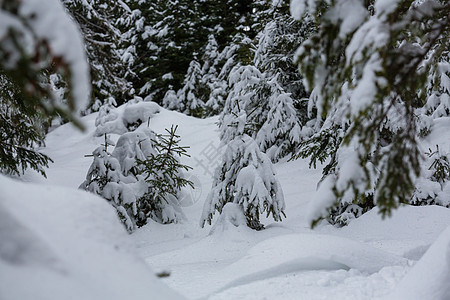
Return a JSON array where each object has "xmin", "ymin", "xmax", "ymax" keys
[
  {"xmin": 80, "ymin": 130, "xmax": 154, "ymax": 231},
  {"xmin": 162, "ymin": 89, "xmax": 179, "ymax": 111},
  {"xmin": 81, "ymin": 124, "xmax": 192, "ymax": 231},
  {"xmin": 411, "ymin": 146, "xmax": 450, "ymax": 208},
  {"xmin": 112, "ymin": 130, "xmax": 157, "ymax": 176},
  {"xmin": 95, "ymin": 101, "xmax": 160, "ymax": 136},
  {"xmin": 208, "ymin": 203, "xmax": 248, "ymax": 235}
]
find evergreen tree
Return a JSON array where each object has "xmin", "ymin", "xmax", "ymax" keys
[
  {"xmin": 128, "ymin": 0, "xmax": 208, "ymax": 104},
  {"xmin": 201, "ymin": 109, "xmax": 285, "ymax": 230},
  {"xmin": 222, "ymin": 62, "xmax": 302, "ymax": 162},
  {"xmin": 0, "ymin": 74, "xmax": 52, "ymax": 177},
  {"xmin": 80, "ymin": 130, "xmax": 156, "ymax": 231},
  {"xmin": 63, "ymin": 0, "xmax": 131, "ymax": 111},
  {"xmin": 424, "ymin": 51, "xmax": 450, "ymax": 118},
  {"xmin": 411, "ymin": 146, "xmax": 450, "ymax": 208},
  {"xmin": 200, "ymin": 34, "xmax": 225, "ymax": 117},
  {"xmin": 201, "ymin": 64, "xmax": 286, "ymax": 229},
  {"xmin": 137, "ymin": 125, "xmax": 193, "ymax": 225},
  {"xmin": 255, "ymin": 77, "xmax": 302, "ymax": 162},
  {"xmin": 162, "ymin": 88, "xmax": 179, "ymax": 112},
  {"xmin": 116, "ymin": 0, "xmax": 160, "ymax": 99},
  {"xmin": 155, "ymin": 0, "xmax": 259, "ymax": 114},
  {"xmin": 247, "ymin": 0, "xmax": 314, "ymax": 161},
  {"xmin": 202, "ymin": 35, "xmax": 246, "ymax": 117},
  {"xmin": 167, "ymin": 59, "xmax": 206, "ymax": 117},
  {"xmin": 291, "ymin": 0, "xmax": 450, "ymax": 226},
  {"xmin": 81, "ymin": 119, "xmax": 193, "ymax": 231},
  {"xmin": 253, "ymin": 0, "xmax": 312, "ymax": 118},
  {"xmin": 202, "ymin": 0, "xmax": 254, "ymax": 47}
]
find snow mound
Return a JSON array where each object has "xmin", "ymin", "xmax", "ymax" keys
[
  {"xmin": 203, "ymin": 233, "xmax": 408, "ymax": 296},
  {"xmin": 95, "ymin": 101, "xmax": 161, "ymax": 136},
  {"xmin": 0, "ymin": 175, "xmax": 182, "ymax": 300},
  {"xmin": 334, "ymin": 205, "xmax": 450, "ymax": 257},
  {"xmin": 215, "ymin": 233, "xmax": 408, "ymax": 290},
  {"xmin": 342, "ymin": 205, "xmax": 450, "ymax": 240},
  {"xmin": 385, "ymin": 225, "xmax": 450, "ymax": 300},
  {"xmin": 209, "ymin": 203, "xmax": 248, "ymax": 235}
]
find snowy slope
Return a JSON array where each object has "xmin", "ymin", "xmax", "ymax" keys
[
  {"xmin": 12, "ymin": 104, "xmax": 450, "ymax": 299},
  {"xmin": 0, "ymin": 175, "xmax": 182, "ymax": 300}
]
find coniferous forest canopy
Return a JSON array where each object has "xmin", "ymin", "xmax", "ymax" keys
[{"xmin": 1, "ymin": 0, "xmax": 450, "ymax": 299}]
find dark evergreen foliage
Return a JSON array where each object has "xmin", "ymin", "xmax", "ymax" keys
[
  {"xmin": 137, "ymin": 125, "xmax": 194, "ymax": 226},
  {"xmin": 63, "ymin": 0, "xmax": 131, "ymax": 110},
  {"xmin": 0, "ymin": 75, "xmax": 52, "ymax": 177},
  {"xmin": 293, "ymin": 0, "xmax": 450, "ymax": 226}
]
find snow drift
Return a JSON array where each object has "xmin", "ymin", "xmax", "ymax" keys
[
  {"xmin": 386, "ymin": 225, "xmax": 450, "ymax": 300},
  {"xmin": 0, "ymin": 175, "xmax": 182, "ymax": 300}
]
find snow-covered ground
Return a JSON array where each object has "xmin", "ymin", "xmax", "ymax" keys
[{"xmin": 3, "ymin": 105, "xmax": 450, "ymax": 299}]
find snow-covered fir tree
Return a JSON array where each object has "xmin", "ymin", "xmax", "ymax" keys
[
  {"xmin": 130, "ymin": 0, "xmax": 208, "ymax": 103},
  {"xmin": 222, "ymin": 62, "xmax": 302, "ymax": 162},
  {"xmin": 81, "ymin": 106, "xmax": 193, "ymax": 231},
  {"xmin": 253, "ymin": 0, "xmax": 312, "ymax": 118},
  {"xmin": 255, "ymin": 77, "xmax": 302, "ymax": 161},
  {"xmin": 248, "ymin": 0, "xmax": 313, "ymax": 161},
  {"xmin": 220, "ymin": 64, "xmax": 264, "ymax": 138},
  {"xmin": 201, "ymin": 35, "xmax": 220, "ymax": 81},
  {"xmin": 201, "ymin": 89, "xmax": 285, "ymax": 230},
  {"xmin": 411, "ymin": 146, "xmax": 450, "ymax": 208},
  {"xmin": 201, "ymin": 34, "xmax": 226, "ymax": 117},
  {"xmin": 202, "ymin": 35, "xmax": 246, "ymax": 117},
  {"xmin": 79, "ymin": 130, "xmax": 156, "ymax": 231},
  {"xmin": 410, "ymin": 52, "xmax": 450, "ymax": 208},
  {"xmin": 166, "ymin": 59, "xmax": 206, "ymax": 117},
  {"xmin": 162, "ymin": 88, "xmax": 179, "ymax": 112},
  {"xmin": 116, "ymin": 0, "xmax": 163, "ymax": 100},
  {"xmin": 291, "ymin": 0, "xmax": 450, "ymax": 226},
  {"xmin": 63, "ymin": 0, "xmax": 131, "ymax": 111},
  {"xmin": 136, "ymin": 125, "xmax": 193, "ymax": 225}
]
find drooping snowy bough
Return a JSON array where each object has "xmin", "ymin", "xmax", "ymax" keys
[
  {"xmin": 0, "ymin": 0, "xmax": 91, "ymax": 176},
  {"xmin": 291, "ymin": 0, "xmax": 450, "ymax": 226},
  {"xmin": 0, "ymin": 0, "xmax": 90, "ymax": 121}
]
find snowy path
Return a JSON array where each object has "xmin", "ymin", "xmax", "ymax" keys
[{"xmin": 35, "ymin": 107, "xmax": 450, "ymax": 299}]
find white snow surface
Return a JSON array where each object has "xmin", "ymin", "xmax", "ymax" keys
[
  {"xmin": 0, "ymin": 175, "xmax": 182, "ymax": 300},
  {"xmin": 6, "ymin": 104, "xmax": 450, "ymax": 299},
  {"xmin": 385, "ymin": 225, "xmax": 450, "ymax": 300}
]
